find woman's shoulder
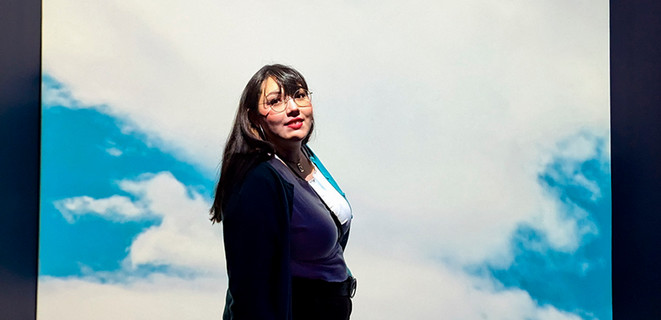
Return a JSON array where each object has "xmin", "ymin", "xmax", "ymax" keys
[
  {"xmin": 237, "ymin": 159, "xmax": 291, "ymax": 196},
  {"xmin": 223, "ymin": 159, "xmax": 293, "ymax": 221},
  {"xmin": 243, "ymin": 159, "xmax": 279, "ymax": 182}
]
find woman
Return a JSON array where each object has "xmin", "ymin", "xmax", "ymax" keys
[{"xmin": 211, "ymin": 64, "xmax": 355, "ymax": 320}]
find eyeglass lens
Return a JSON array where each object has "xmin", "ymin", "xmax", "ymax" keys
[{"xmin": 265, "ymin": 89, "xmax": 311, "ymax": 112}]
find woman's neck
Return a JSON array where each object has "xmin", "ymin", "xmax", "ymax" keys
[
  {"xmin": 274, "ymin": 143, "xmax": 304, "ymax": 163},
  {"xmin": 274, "ymin": 143, "xmax": 314, "ymax": 180}
]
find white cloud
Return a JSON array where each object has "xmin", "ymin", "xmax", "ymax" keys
[
  {"xmin": 534, "ymin": 201, "xmax": 597, "ymax": 253},
  {"xmin": 117, "ymin": 172, "xmax": 224, "ymax": 273},
  {"xmin": 37, "ymin": 274, "xmax": 225, "ymax": 320},
  {"xmin": 40, "ymin": 173, "xmax": 228, "ymax": 318},
  {"xmin": 54, "ymin": 195, "xmax": 144, "ymax": 223},
  {"xmin": 44, "ymin": 169, "xmax": 598, "ymax": 318},
  {"xmin": 54, "ymin": 172, "xmax": 224, "ymax": 273},
  {"xmin": 344, "ymin": 131, "xmax": 607, "ymax": 267},
  {"xmin": 38, "ymin": 249, "xmax": 585, "ymax": 320},
  {"xmin": 346, "ymin": 249, "xmax": 584, "ymax": 320},
  {"xmin": 41, "ymin": 82, "xmax": 76, "ymax": 109},
  {"xmin": 42, "ymin": 0, "xmax": 609, "ymax": 175},
  {"xmin": 545, "ymin": 133, "xmax": 609, "ymax": 202},
  {"xmin": 106, "ymin": 147, "xmax": 123, "ymax": 157}
]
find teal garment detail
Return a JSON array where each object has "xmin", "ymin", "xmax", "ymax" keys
[
  {"xmin": 304, "ymin": 145, "xmax": 353, "ymax": 278},
  {"xmin": 304, "ymin": 145, "xmax": 346, "ymax": 199}
]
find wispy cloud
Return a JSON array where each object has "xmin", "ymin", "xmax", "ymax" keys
[
  {"xmin": 54, "ymin": 171, "xmax": 223, "ymax": 274},
  {"xmin": 54, "ymin": 195, "xmax": 144, "ymax": 223},
  {"xmin": 533, "ymin": 133, "xmax": 609, "ymax": 253},
  {"xmin": 41, "ymin": 83, "xmax": 75, "ymax": 109},
  {"xmin": 106, "ymin": 147, "xmax": 123, "ymax": 157}
]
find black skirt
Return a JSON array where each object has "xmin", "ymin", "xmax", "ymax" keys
[{"xmin": 292, "ymin": 276, "xmax": 356, "ymax": 320}]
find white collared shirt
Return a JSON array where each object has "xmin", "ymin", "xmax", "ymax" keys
[{"xmin": 309, "ymin": 165, "xmax": 352, "ymax": 225}]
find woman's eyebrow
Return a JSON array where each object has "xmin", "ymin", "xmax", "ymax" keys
[{"xmin": 266, "ymin": 90, "xmax": 281, "ymax": 96}]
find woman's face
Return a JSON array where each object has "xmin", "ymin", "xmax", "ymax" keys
[{"xmin": 256, "ymin": 77, "xmax": 313, "ymax": 146}]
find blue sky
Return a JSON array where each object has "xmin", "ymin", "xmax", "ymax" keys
[
  {"xmin": 40, "ymin": 76, "xmax": 214, "ymax": 277},
  {"xmin": 488, "ymin": 134, "xmax": 611, "ymax": 320},
  {"xmin": 39, "ymin": 1, "xmax": 610, "ymax": 319}
]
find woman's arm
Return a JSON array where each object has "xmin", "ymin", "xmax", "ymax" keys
[{"xmin": 222, "ymin": 164, "xmax": 291, "ymax": 319}]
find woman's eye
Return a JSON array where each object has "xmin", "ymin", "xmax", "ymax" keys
[{"xmin": 267, "ymin": 97, "xmax": 282, "ymax": 105}]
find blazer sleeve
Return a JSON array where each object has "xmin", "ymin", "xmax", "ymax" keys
[{"xmin": 222, "ymin": 164, "xmax": 292, "ymax": 320}]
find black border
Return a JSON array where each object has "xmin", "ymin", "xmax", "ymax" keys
[
  {"xmin": 2, "ymin": 1, "xmax": 661, "ymax": 319},
  {"xmin": 0, "ymin": 0, "xmax": 41, "ymax": 319},
  {"xmin": 611, "ymin": 1, "xmax": 661, "ymax": 319}
]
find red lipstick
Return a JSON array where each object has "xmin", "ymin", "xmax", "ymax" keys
[{"xmin": 286, "ymin": 118, "xmax": 303, "ymax": 129}]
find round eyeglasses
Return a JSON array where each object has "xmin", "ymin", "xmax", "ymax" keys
[{"xmin": 261, "ymin": 88, "xmax": 312, "ymax": 113}]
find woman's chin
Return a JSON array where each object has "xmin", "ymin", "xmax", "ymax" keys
[
  {"xmin": 271, "ymin": 134, "xmax": 306, "ymax": 146},
  {"xmin": 284, "ymin": 130, "xmax": 309, "ymax": 141},
  {"xmin": 287, "ymin": 135, "xmax": 306, "ymax": 142}
]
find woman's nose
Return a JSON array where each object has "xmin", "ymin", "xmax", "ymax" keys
[{"xmin": 285, "ymin": 97, "xmax": 299, "ymax": 112}]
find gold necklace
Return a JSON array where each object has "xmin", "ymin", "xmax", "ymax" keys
[{"xmin": 284, "ymin": 157, "xmax": 305, "ymax": 173}]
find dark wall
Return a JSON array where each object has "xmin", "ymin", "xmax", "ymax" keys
[
  {"xmin": 1, "ymin": 1, "xmax": 660, "ymax": 319},
  {"xmin": 611, "ymin": 1, "xmax": 661, "ymax": 319},
  {"xmin": 0, "ymin": 0, "xmax": 41, "ymax": 319}
]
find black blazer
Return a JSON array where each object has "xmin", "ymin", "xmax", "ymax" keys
[{"xmin": 222, "ymin": 161, "xmax": 294, "ymax": 320}]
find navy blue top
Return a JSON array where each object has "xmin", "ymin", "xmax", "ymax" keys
[{"xmin": 268, "ymin": 158, "xmax": 349, "ymax": 282}]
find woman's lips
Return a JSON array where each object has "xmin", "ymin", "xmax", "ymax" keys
[{"xmin": 286, "ymin": 118, "xmax": 303, "ymax": 129}]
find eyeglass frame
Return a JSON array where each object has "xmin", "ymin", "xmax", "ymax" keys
[{"xmin": 259, "ymin": 88, "xmax": 313, "ymax": 113}]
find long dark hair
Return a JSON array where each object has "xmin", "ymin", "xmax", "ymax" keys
[{"xmin": 210, "ymin": 64, "xmax": 313, "ymax": 222}]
